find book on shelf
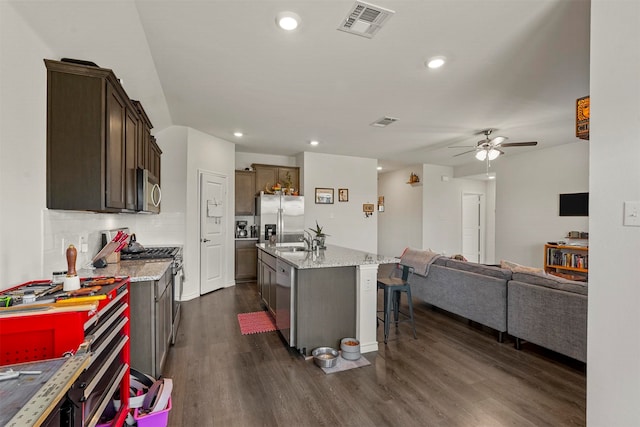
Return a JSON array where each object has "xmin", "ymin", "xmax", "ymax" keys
[{"xmin": 546, "ymin": 246, "xmax": 588, "ymax": 270}]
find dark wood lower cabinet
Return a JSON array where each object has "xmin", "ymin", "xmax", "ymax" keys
[{"xmin": 235, "ymin": 240, "xmax": 257, "ymax": 282}]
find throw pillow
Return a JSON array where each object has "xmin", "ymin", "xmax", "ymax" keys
[{"xmin": 500, "ymin": 259, "xmax": 546, "ymax": 275}]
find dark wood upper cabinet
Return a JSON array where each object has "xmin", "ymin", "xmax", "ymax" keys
[
  {"xmin": 252, "ymin": 164, "xmax": 300, "ymax": 196},
  {"xmin": 277, "ymin": 167, "xmax": 299, "ymax": 193},
  {"xmin": 132, "ymin": 100, "xmax": 152, "ymax": 172},
  {"xmin": 45, "ymin": 59, "xmax": 158, "ymax": 213},
  {"xmin": 254, "ymin": 164, "xmax": 278, "ymax": 195},
  {"xmin": 149, "ymin": 136, "xmax": 162, "ymax": 184},
  {"xmin": 124, "ymin": 107, "xmax": 139, "ymax": 211},
  {"xmin": 105, "ymin": 83, "xmax": 127, "ymax": 210},
  {"xmin": 235, "ymin": 170, "xmax": 256, "ymax": 215}
]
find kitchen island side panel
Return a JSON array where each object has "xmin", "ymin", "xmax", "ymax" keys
[{"xmin": 295, "ymin": 266, "xmax": 356, "ymax": 355}]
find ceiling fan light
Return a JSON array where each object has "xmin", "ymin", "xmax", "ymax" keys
[
  {"xmin": 488, "ymin": 148, "xmax": 500, "ymax": 160},
  {"xmin": 492, "ymin": 136, "xmax": 506, "ymax": 145},
  {"xmin": 276, "ymin": 11, "xmax": 301, "ymax": 31},
  {"xmin": 475, "ymin": 150, "xmax": 487, "ymax": 161}
]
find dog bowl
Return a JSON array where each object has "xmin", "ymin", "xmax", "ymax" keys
[
  {"xmin": 340, "ymin": 338, "xmax": 361, "ymax": 361},
  {"xmin": 312, "ymin": 347, "xmax": 339, "ymax": 368}
]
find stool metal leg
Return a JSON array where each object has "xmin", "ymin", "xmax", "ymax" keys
[
  {"xmin": 405, "ymin": 285, "xmax": 417, "ymax": 339},
  {"xmin": 393, "ymin": 289, "xmax": 401, "ymax": 327},
  {"xmin": 384, "ymin": 287, "xmax": 393, "ymax": 344}
]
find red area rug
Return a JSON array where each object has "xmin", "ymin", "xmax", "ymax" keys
[{"xmin": 237, "ymin": 311, "xmax": 277, "ymax": 335}]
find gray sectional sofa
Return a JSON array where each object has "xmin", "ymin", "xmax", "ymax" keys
[
  {"xmin": 398, "ymin": 250, "xmax": 588, "ymax": 362},
  {"xmin": 407, "ymin": 257, "xmax": 512, "ymax": 342},
  {"xmin": 508, "ymin": 271, "xmax": 588, "ymax": 362}
]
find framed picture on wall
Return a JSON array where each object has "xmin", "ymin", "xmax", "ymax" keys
[
  {"xmin": 315, "ymin": 188, "xmax": 334, "ymax": 204},
  {"xmin": 338, "ymin": 188, "xmax": 349, "ymax": 202}
]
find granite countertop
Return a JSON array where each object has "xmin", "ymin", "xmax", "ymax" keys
[
  {"xmin": 78, "ymin": 259, "xmax": 172, "ymax": 282},
  {"xmin": 258, "ymin": 243, "xmax": 398, "ymax": 270}
]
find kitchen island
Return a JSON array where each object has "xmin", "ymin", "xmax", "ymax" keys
[{"xmin": 257, "ymin": 244, "xmax": 398, "ymax": 355}]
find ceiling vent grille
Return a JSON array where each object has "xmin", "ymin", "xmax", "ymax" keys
[
  {"xmin": 337, "ymin": 1, "xmax": 395, "ymax": 39},
  {"xmin": 370, "ymin": 116, "xmax": 398, "ymax": 127}
]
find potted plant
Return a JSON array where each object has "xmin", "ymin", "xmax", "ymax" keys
[
  {"xmin": 309, "ymin": 220, "xmax": 329, "ymax": 248},
  {"xmin": 283, "ymin": 171, "xmax": 293, "ymax": 195}
]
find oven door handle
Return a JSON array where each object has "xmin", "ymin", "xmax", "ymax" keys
[{"xmin": 174, "ymin": 266, "xmax": 184, "ymax": 300}]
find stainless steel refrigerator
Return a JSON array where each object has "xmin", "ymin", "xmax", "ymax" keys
[{"xmin": 256, "ymin": 194, "xmax": 305, "ymax": 244}]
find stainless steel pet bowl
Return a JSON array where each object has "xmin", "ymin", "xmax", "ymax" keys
[{"xmin": 312, "ymin": 347, "xmax": 339, "ymax": 368}]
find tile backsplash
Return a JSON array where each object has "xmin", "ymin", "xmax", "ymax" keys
[{"xmin": 42, "ymin": 209, "xmax": 185, "ymax": 277}]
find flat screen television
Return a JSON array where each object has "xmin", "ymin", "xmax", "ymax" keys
[{"xmin": 559, "ymin": 192, "xmax": 589, "ymax": 216}]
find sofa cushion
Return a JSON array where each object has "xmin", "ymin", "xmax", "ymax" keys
[
  {"xmin": 511, "ymin": 271, "xmax": 588, "ymax": 295},
  {"xmin": 410, "ymin": 264, "xmax": 508, "ymax": 332},
  {"xmin": 433, "ymin": 256, "xmax": 448, "ymax": 266},
  {"xmin": 444, "ymin": 259, "xmax": 512, "ymax": 281}
]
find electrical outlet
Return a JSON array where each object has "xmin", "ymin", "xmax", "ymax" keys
[{"xmin": 79, "ymin": 235, "xmax": 88, "ymax": 253}]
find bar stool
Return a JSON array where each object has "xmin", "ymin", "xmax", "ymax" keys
[{"xmin": 377, "ymin": 264, "xmax": 417, "ymax": 344}]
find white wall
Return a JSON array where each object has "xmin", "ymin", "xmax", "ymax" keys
[
  {"xmin": 422, "ymin": 164, "xmax": 489, "ymax": 257},
  {"xmin": 491, "ymin": 142, "xmax": 589, "ymax": 267},
  {"xmin": 377, "ymin": 166, "xmax": 423, "ymax": 257},
  {"xmin": 485, "ymin": 179, "xmax": 497, "ymax": 263},
  {"xmin": 378, "ymin": 164, "xmax": 493, "ymax": 261},
  {"xmin": 0, "ymin": 3, "xmax": 192, "ymax": 288},
  {"xmin": 0, "ymin": 3, "xmax": 52, "ymax": 286},
  {"xmin": 155, "ymin": 126, "xmax": 188, "ymax": 215},
  {"xmin": 588, "ymin": 1, "xmax": 640, "ymax": 424},
  {"xmin": 302, "ymin": 152, "xmax": 378, "ymax": 253},
  {"xmin": 184, "ymin": 127, "xmax": 235, "ymax": 300},
  {"xmin": 235, "ymin": 152, "xmax": 297, "ymax": 170}
]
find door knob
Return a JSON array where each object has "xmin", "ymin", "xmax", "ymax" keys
[{"xmin": 201, "ymin": 238, "xmax": 210, "ymax": 243}]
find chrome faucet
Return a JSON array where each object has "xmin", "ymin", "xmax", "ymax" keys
[{"xmin": 302, "ymin": 230, "xmax": 316, "ymax": 251}]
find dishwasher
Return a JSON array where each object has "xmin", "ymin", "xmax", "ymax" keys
[{"xmin": 275, "ymin": 259, "xmax": 296, "ymax": 346}]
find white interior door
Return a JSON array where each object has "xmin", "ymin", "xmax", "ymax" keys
[
  {"xmin": 462, "ymin": 193, "xmax": 482, "ymax": 263},
  {"xmin": 200, "ymin": 171, "xmax": 227, "ymax": 295}
]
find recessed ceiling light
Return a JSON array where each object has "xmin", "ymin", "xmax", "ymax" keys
[
  {"xmin": 233, "ymin": 131, "xmax": 243, "ymax": 137},
  {"xmin": 426, "ymin": 56, "xmax": 446, "ymax": 69},
  {"xmin": 276, "ymin": 11, "xmax": 301, "ymax": 31},
  {"xmin": 309, "ymin": 140, "xmax": 319, "ymax": 146},
  {"xmin": 377, "ymin": 166, "xmax": 382, "ymax": 170}
]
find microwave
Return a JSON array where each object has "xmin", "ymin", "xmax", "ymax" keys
[{"xmin": 137, "ymin": 168, "xmax": 161, "ymax": 213}]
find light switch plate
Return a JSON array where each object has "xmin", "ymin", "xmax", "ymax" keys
[{"xmin": 623, "ymin": 201, "xmax": 640, "ymax": 226}]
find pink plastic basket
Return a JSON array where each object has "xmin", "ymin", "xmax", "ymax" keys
[{"xmin": 133, "ymin": 397, "xmax": 172, "ymax": 427}]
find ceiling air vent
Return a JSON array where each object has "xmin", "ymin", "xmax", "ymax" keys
[
  {"xmin": 370, "ymin": 116, "xmax": 398, "ymax": 127},
  {"xmin": 337, "ymin": 1, "xmax": 395, "ymax": 39}
]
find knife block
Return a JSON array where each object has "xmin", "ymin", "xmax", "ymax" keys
[{"xmin": 106, "ymin": 251, "xmax": 120, "ymax": 264}]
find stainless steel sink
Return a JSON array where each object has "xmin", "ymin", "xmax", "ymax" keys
[{"xmin": 276, "ymin": 246, "xmax": 308, "ymax": 253}]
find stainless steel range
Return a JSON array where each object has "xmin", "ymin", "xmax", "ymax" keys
[
  {"xmin": 121, "ymin": 246, "xmax": 184, "ymax": 345},
  {"xmin": 120, "ymin": 246, "xmax": 180, "ymax": 261}
]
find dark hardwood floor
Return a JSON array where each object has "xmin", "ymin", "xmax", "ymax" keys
[{"xmin": 164, "ymin": 282, "xmax": 586, "ymax": 426}]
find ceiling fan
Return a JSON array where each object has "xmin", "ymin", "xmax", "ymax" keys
[{"xmin": 451, "ymin": 129, "xmax": 538, "ymax": 162}]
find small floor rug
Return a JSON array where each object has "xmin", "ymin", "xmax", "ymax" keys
[
  {"xmin": 320, "ymin": 353, "xmax": 371, "ymax": 374},
  {"xmin": 237, "ymin": 311, "xmax": 277, "ymax": 335}
]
